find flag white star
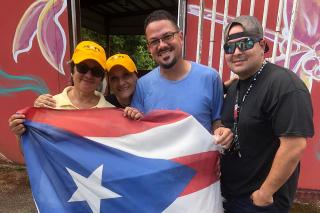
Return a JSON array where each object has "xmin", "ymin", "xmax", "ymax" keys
[{"xmin": 67, "ymin": 165, "xmax": 121, "ymax": 213}]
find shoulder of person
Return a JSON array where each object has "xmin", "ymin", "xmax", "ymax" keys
[
  {"xmin": 192, "ymin": 62, "xmax": 219, "ymax": 76},
  {"xmin": 138, "ymin": 67, "xmax": 159, "ymax": 81},
  {"xmin": 136, "ymin": 67, "xmax": 160, "ymax": 87},
  {"xmin": 265, "ymin": 62, "xmax": 310, "ymax": 95}
]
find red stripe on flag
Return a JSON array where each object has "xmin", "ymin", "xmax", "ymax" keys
[
  {"xmin": 172, "ymin": 151, "xmax": 220, "ymax": 196},
  {"xmin": 19, "ymin": 107, "xmax": 190, "ymax": 137}
]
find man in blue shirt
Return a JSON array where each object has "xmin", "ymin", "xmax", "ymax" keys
[{"xmin": 130, "ymin": 10, "xmax": 233, "ymax": 146}]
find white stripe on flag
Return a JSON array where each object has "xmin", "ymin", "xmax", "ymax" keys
[
  {"xmin": 164, "ymin": 181, "xmax": 223, "ymax": 213},
  {"xmin": 87, "ymin": 116, "xmax": 218, "ymax": 159}
]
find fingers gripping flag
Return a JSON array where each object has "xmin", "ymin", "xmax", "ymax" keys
[{"xmin": 20, "ymin": 107, "xmax": 223, "ymax": 213}]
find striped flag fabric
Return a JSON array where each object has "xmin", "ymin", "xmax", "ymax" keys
[{"xmin": 20, "ymin": 107, "xmax": 223, "ymax": 213}]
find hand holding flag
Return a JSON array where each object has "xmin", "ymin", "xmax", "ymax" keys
[{"xmin": 21, "ymin": 107, "xmax": 223, "ymax": 213}]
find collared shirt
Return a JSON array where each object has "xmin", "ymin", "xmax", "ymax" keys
[{"xmin": 53, "ymin": 86, "xmax": 114, "ymax": 109}]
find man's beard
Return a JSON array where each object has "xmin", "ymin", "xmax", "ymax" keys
[{"xmin": 160, "ymin": 57, "xmax": 178, "ymax": 69}]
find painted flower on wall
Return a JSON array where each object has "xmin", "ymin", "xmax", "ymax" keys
[
  {"xmin": 187, "ymin": 0, "xmax": 320, "ymax": 91},
  {"xmin": 12, "ymin": 0, "xmax": 67, "ymax": 75},
  {"xmin": 276, "ymin": 0, "xmax": 320, "ymax": 89}
]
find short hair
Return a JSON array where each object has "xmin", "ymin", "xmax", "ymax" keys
[{"xmin": 144, "ymin": 10, "xmax": 179, "ymax": 32}]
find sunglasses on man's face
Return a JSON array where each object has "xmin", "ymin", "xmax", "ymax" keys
[
  {"xmin": 223, "ymin": 37, "xmax": 261, "ymax": 54},
  {"xmin": 75, "ymin": 63, "xmax": 104, "ymax": 78}
]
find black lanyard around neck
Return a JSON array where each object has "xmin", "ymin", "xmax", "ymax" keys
[{"xmin": 231, "ymin": 60, "xmax": 268, "ymax": 158}]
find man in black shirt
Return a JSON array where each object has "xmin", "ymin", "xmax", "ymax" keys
[{"xmin": 221, "ymin": 15, "xmax": 314, "ymax": 213}]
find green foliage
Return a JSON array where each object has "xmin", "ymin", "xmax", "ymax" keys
[
  {"xmin": 80, "ymin": 27, "xmax": 156, "ymax": 71},
  {"xmin": 80, "ymin": 27, "xmax": 108, "ymax": 48},
  {"xmin": 109, "ymin": 35, "xmax": 156, "ymax": 71}
]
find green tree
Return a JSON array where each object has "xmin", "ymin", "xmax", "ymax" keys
[
  {"xmin": 80, "ymin": 27, "xmax": 108, "ymax": 48},
  {"xmin": 110, "ymin": 35, "xmax": 156, "ymax": 71},
  {"xmin": 81, "ymin": 27, "xmax": 155, "ymax": 71}
]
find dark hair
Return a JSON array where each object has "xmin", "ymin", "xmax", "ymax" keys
[
  {"xmin": 69, "ymin": 61, "xmax": 75, "ymax": 74},
  {"xmin": 68, "ymin": 61, "xmax": 75, "ymax": 85},
  {"xmin": 144, "ymin": 10, "xmax": 179, "ymax": 32}
]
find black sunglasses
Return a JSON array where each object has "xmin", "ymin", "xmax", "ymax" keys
[
  {"xmin": 223, "ymin": 37, "xmax": 261, "ymax": 54},
  {"xmin": 75, "ymin": 63, "xmax": 105, "ymax": 78}
]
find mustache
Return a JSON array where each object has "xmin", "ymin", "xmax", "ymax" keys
[
  {"xmin": 158, "ymin": 47, "xmax": 172, "ymax": 55},
  {"xmin": 232, "ymin": 55, "xmax": 247, "ymax": 62},
  {"xmin": 82, "ymin": 76, "xmax": 96, "ymax": 82}
]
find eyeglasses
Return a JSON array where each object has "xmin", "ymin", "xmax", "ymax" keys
[
  {"xmin": 147, "ymin": 31, "xmax": 180, "ymax": 48},
  {"xmin": 223, "ymin": 37, "xmax": 261, "ymax": 54},
  {"xmin": 75, "ymin": 63, "xmax": 105, "ymax": 78}
]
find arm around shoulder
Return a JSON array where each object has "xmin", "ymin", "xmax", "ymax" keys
[{"xmin": 34, "ymin": 94, "xmax": 56, "ymax": 108}]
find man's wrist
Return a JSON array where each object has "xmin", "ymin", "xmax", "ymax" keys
[{"xmin": 259, "ymin": 186, "xmax": 274, "ymax": 199}]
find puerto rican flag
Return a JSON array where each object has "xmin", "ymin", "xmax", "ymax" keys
[{"xmin": 20, "ymin": 107, "xmax": 223, "ymax": 213}]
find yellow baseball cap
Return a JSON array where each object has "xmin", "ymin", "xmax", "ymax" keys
[
  {"xmin": 71, "ymin": 41, "xmax": 107, "ymax": 70},
  {"xmin": 106, "ymin": 54, "xmax": 137, "ymax": 73}
]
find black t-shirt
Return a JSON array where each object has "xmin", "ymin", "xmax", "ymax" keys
[
  {"xmin": 105, "ymin": 94, "xmax": 125, "ymax": 108},
  {"xmin": 221, "ymin": 62, "xmax": 314, "ymax": 209}
]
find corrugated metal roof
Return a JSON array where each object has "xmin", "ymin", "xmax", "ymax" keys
[{"xmin": 80, "ymin": 0, "xmax": 178, "ymax": 35}]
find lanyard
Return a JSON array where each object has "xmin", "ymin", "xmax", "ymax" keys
[{"xmin": 231, "ymin": 61, "xmax": 267, "ymax": 158}]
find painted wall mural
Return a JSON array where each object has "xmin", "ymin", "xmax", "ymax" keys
[
  {"xmin": 187, "ymin": 0, "xmax": 320, "ymax": 90},
  {"xmin": 13, "ymin": 0, "xmax": 67, "ymax": 75},
  {"xmin": 0, "ymin": 70, "xmax": 48, "ymax": 95},
  {"xmin": 0, "ymin": 0, "xmax": 70, "ymax": 163},
  {"xmin": 0, "ymin": 0, "xmax": 318, "ymax": 192},
  {"xmin": 186, "ymin": 0, "xmax": 319, "ymax": 190}
]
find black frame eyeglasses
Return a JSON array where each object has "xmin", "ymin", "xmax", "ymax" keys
[
  {"xmin": 147, "ymin": 31, "xmax": 180, "ymax": 48},
  {"xmin": 75, "ymin": 63, "xmax": 105, "ymax": 78},
  {"xmin": 223, "ymin": 37, "xmax": 261, "ymax": 54}
]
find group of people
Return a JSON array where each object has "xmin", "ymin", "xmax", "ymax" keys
[
  {"xmin": 8, "ymin": 41, "xmax": 141, "ymax": 136},
  {"xmin": 8, "ymin": 9, "xmax": 314, "ymax": 213}
]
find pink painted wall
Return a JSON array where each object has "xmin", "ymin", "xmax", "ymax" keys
[{"xmin": 0, "ymin": 0, "xmax": 71, "ymax": 163}]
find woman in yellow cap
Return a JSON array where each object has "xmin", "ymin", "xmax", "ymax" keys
[
  {"xmin": 47, "ymin": 40, "xmax": 113, "ymax": 109},
  {"xmin": 9, "ymin": 41, "xmax": 141, "ymax": 138},
  {"xmin": 17, "ymin": 41, "xmax": 112, "ymax": 110},
  {"xmin": 105, "ymin": 53, "xmax": 138, "ymax": 108},
  {"xmin": 28, "ymin": 53, "xmax": 138, "ymax": 109}
]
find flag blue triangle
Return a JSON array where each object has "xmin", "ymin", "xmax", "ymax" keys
[{"xmin": 22, "ymin": 120, "xmax": 195, "ymax": 213}]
